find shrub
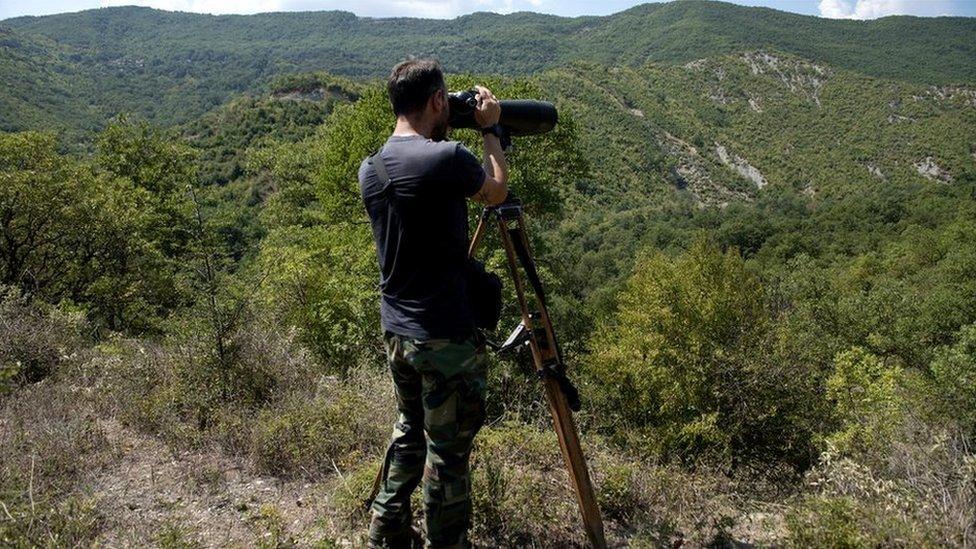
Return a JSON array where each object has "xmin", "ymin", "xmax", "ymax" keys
[
  {"xmin": 585, "ymin": 238, "xmax": 820, "ymax": 469},
  {"xmin": 597, "ymin": 463, "xmax": 642, "ymax": 524},
  {"xmin": 470, "ymin": 423, "xmax": 586, "ymax": 545},
  {"xmin": 0, "ymin": 379, "xmax": 109, "ymax": 547},
  {"xmin": 0, "ymin": 495, "xmax": 103, "ymax": 548},
  {"xmin": 250, "ymin": 504, "xmax": 296, "ymax": 549},
  {"xmin": 329, "ymin": 459, "xmax": 385, "ymax": 528},
  {"xmin": 788, "ymin": 456, "xmax": 939, "ymax": 546},
  {"xmin": 785, "ymin": 495, "xmax": 870, "ymax": 548},
  {"xmin": 255, "ymin": 225, "xmax": 380, "ymax": 376},
  {"xmin": 824, "ymin": 347, "xmax": 903, "ymax": 459},
  {"xmin": 790, "ymin": 416, "xmax": 976, "ymax": 546},
  {"xmin": 155, "ymin": 521, "xmax": 203, "ymax": 549},
  {"xmin": 931, "ymin": 323, "xmax": 976, "ymax": 439},
  {"xmin": 250, "ymin": 368, "xmax": 390, "ymax": 477},
  {"xmin": 251, "ymin": 395, "xmax": 366, "ymax": 476},
  {"xmin": 0, "ymin": 286, "xmax": 88, "ymax": 390},
  {"xmin": 469, "ymin": 422, "xmax": 755, "ymax": 547},
  {"xmin": 97, "ymin": 317, "xmax": 320, "ymax": 448}
]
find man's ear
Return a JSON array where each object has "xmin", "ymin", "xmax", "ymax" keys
[{"xmin": 431, "ymin": 88, "xmax": 446, "ymax": 113}]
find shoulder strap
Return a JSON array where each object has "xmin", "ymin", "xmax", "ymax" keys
[{"xmin": 368, "ymin": 147, "xmax": 392, "ymax": 191}]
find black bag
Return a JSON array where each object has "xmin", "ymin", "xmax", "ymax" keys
[
  {"xmin": 369, "ymin": 149, "xmax": 503, "ymax": 332},
  {"xmin": 466, "ymin": 257, "xmax": 503, "ymax": 331}
]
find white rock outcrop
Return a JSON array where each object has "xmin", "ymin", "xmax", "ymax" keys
[
  {"xmin": 715, "ymin": 143, "xmax": 768, "ymax": 188},
  {"xmin": 914, "ymin": 157, "xmax": 953, "ymax": 183},
  {"xmin": 658, "ymin": 132, "xmax": 751, "ymax": 208},
  {"xmin": 865, "ymin": 163, "xmax": 886, "ymax": 181},
  {"xmin": 741, "ymin": 51, "xmax": 829, "ymax": 106}
]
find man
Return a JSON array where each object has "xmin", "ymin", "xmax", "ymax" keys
[{"xmin": 358, "ymin": 58, "xmax": 509, "ymax": 548}]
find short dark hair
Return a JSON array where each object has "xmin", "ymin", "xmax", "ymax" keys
[{"xmin": 387, "ymin": 58, "xmax": 445, "ymax": 116}]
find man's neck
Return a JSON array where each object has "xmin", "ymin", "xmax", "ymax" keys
[{"xmin": 393, "ymin": 115, "xmax": 431, "ymax": 139}]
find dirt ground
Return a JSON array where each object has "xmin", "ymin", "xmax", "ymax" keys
[{"xmin": 87, "ymin": 420, "xmax": 356, "ymax": 547}]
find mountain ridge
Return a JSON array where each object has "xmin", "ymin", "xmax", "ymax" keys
[
  {"xmin": 3, "ymin": 1, "xmax": 974, "ymax": 82},
  {"xmin": 2, "ymin": 1, "xmax": 974, "ymax": 134},
  {"xmin": 4, "ymin": 1, "xmax": 972, "ymax": 26}
]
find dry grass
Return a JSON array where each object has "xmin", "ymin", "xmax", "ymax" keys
[
  {"xmin": 0, "ymin": 378, "xmax": 111, "ymax": 545},
  {"xmin": 789, "ymin": 422, "xmax": 976, "ymax": 546},
  {"xmin": 0, "ymin": 286, "xmax": 88, "ymax": 390}
]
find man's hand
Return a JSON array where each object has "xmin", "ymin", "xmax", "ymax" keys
[{"xmin": 473, "ymin": 85, "xmax": 501, "ymax": 129}]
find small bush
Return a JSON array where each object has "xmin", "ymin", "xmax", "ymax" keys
[
  {"xmin": 0, "ymin": 286, "xmax": 88, "ymax": 390},
  {"xmin": 329, "ymin": 460, "xmax": 384, "ymax": 526},
  {"xmin": 250, "ymin": 504, "xmax": 296, "ymax": 549},
  {"xmin": 0, "ymin": 383, "xmax": 110, "ymax": 497},
  {"xmin": 931, "ymin": 323, "xmax": 976, "ymax": 439},
  {"xmin": 470, "ymin": 423, "xmax": 581, "ymax": 545},
  {"xmin": 0, "ymin": 379, "xmax": 110, "ymax": 547},
  {"xmin": 824, "ymin": 347, "xmax": 902, "ymax": 459},
  {"xmin": 597, "ymin": 463, "xmax": 642, "ymax": 523},
  {"xmin": 156, "ymin": 521, "xmax": 203, "ymax": 549},
  {"xmin": 469, "ymin": 422, "xmax": 757, "ymax": 547},
  {"xmin": 789, "ymin": 434, "xmax": 976, "ymax": 546},
  {"xmin": 0, "ymin": 495, "xmax": 103, "ymax": 548},
  {"xmin": 786, "ymin": 495, "xmax": 869, "ymax": 548},
  {"xmin": 97, "ymin": 317, "xmax": 322, "ymax": 448},
  {"xmin": 251, "ymin": 369, "xmax": 390, "ymax": 477}
]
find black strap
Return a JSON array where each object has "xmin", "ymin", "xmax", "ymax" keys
[
  {"xmin": 508, "ymin": 227, "xmax": 547, "ymax": 307},
  {"xmin": 369, "ymin": 148, "xmax": 392, "ymax": 192},
  {"xmin": 540, "ymin": 362, "xmax": 582, "ymax": 411},
  {"xmin": 505, "ymin": 223, "xmax": 581, "ymax": 411}
]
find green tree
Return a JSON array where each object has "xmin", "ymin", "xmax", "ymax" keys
[
  {"xmin": 95, "ymin": 117, "xmax": 196, "ymax": 257},
  {"xmin": 587, "ymin": 237, "xmax": 819, "ymax": 468},
  {"xmin": 0, "ymin": 131, "xmax": 184, "ymax": 332},
  {"xmin": 250, "ymin": 131, "xmax": 380, "ymax": 374}
]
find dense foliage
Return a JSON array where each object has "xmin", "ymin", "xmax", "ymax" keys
[{"xmin": 0, "ymin": 127, "xmax": 191, "ymax": 333}]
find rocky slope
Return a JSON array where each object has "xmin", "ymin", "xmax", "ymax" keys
[{"xmin": 540, "ymin": 51, "xmax": 976, "ymax": 208}]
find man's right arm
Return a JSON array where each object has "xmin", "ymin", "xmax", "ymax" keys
[
  {"xmin": 474, "ymin": 131, "xmax": 509, "ymax": 205},
  {"xmin": 470, "ymin": 85, "xmax": 508, "ymax": 206}
]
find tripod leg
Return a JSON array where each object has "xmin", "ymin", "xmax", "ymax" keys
[
  {"xmin": 541, "ymin": 376, "xmax": 607, "ymax": 548},
  {"xmin": 496, "ymin": 218, "xmax": 607, "ymax": 549},
  {"xmin": 467, "ymin": 207, "xmax": 491, "ymax": 258}
]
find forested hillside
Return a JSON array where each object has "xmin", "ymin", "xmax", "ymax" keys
[
  {"xmin": 2, "ymin": 1, "xmax": 976, "ymax": 546},
  {"xmin": 2, "ymin": 0, "xmax": 976, "ymax": 132},
  {"xmin": 538, "ymin": 53, "xmax": 976, "ymax": 301}
]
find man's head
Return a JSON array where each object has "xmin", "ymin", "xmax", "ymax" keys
[{"xmin": 387, "ymin": 58, "xmax": 449, "ymax": 140}]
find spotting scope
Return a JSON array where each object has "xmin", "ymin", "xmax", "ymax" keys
[{"xmin": 447, "ymin": 90, "xmax": 558, "ymax": 136}]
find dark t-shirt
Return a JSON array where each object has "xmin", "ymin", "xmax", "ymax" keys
[{"xmin": 358, "ymin": 135, "xmax": 486, "ymax": 340}]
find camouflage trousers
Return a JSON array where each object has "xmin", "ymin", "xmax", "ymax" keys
[{"xmin": 369, "ymin": 331, "xmax": 487, "ymax": 548}]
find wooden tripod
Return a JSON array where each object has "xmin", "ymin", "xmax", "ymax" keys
[{"xmin": 468, "ymin": 198, "xmax": 607, "ymax": 548}]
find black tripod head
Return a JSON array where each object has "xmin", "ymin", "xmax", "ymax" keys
[{"xmin": 486, "ymin": 194, "xmax": 523, "ymax": 220}]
